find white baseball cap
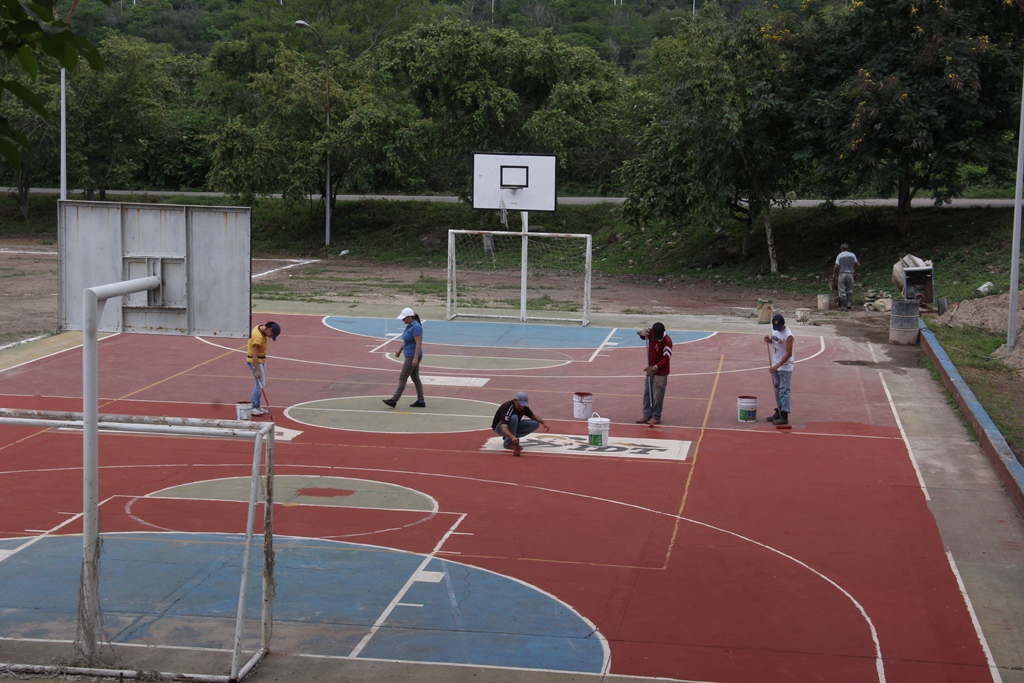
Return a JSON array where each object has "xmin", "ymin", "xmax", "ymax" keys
[{"xmin": 398, "ymin": 307, "xmax": 415, "ymax": 320}]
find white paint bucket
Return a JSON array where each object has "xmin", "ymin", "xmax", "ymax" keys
[
  {"xmin": 817, "ymin": 294, "xmax": 831, "ymax": 310},
  {"xmin": 795, "ymin": 308, "xmax": 810, "ymax": 323},
  {"xmin": 573, "ymin": 392, "xmax": 593, "ymax": 419},
  {"xmin": 737, "ymin": 396, "xmax": 757, "ymax": 422},
  {"xmin": 236, "ymin": 401, "xmax": 252, "ymax": 420},
  {"xmin": 588, "ymin": 413, "xmax": 611, "ymax": 446}
]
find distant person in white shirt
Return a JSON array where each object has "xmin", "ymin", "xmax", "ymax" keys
[{"xmin": 833, "ymin": 244, "xmax": 861, "ymax": 311}]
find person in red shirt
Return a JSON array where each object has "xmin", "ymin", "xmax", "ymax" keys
[{"xmin": 636, "ymin": 322, "xmax": 672, "ymax": 426}]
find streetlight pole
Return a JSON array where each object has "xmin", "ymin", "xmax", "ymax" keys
[{"xmin": 295, "ymin": 20, "xmax": 331, "ymax": 246}]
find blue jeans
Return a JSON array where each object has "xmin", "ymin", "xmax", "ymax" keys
[
  {"xmin": 772, "ymin": 369, "xmax": 792, "ymax": 414},
  {"xmin": 247, "ymin": 362, "xmax": 265, "ymax": 409},
  {"xmin": 494, "ymin": 414, "xmax": 540, "ymax": 448}
]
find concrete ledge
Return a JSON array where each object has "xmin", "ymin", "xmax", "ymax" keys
[{"xmin": 919, "ymin": 323, "xmax": 1024, "ymax": 517}]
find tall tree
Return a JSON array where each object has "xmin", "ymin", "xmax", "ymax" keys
[
  {"xmin": 0, "ymin": 0, "xmax": 105, "ymax": 164},
  {"xmin": 66, "ymin": 35, "xmax": 172, "ymax": 199},
  {"xmin": 622, "ymin": 3, "xmax": 802, "ymax": 272},
  {"xmin": 370, "ymin": 19, "xmax": 630, "ymax": 195},
  {"xmin": 797, "ymin": 0, "xmax": 1024, "ymax": 233},
  {"xmin": 0, "ymin": 59, "xmax": 60, "ymax": 218}
]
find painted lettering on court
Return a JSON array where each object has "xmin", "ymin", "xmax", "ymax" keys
[{"xmin": 483, "ymin": 435, "xmax": 690, "ymax": 461}]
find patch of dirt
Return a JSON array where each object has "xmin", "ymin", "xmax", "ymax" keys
[
  {"xmin": 252, "ymin": 255, "xmax": 819, "ymax": 318},
  {"xmin": 0, "ymin": 239, "xmax": 60, "ymax": 348},
  {"xmin": 937, "ymin": 291, "xmax": 1024, "ymax": 374},
  {"xmin": 938, "ymin": 291, "xmax": 1024, "ymax": 335},
  {"xmin": 4, "ymin": 239, "xmax": 819, "ymax": 347}
]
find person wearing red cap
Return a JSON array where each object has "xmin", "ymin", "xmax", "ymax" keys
[
  {"xmin": 247, "ymin": 321, "xmax": 280, "ymax": 417},
  {"xmin": 383, "ymin": 307, "xmax": 426, "ymax": 408},
  {"xmin": 636, "ymin": 322, "xmax": 672, "ymax": 426}
]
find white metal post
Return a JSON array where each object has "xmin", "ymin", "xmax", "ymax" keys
[
  {"xmin": 447, "ymin": 230, "xmax": 456, "ymax": 320},
  {"xmin": 583, "ymin": 234, "xmax": 592, "ymax": 326},
  {"xmin": 60, "ymin": 68, "xmax": 66, "ymax": 201},
  {"xmin": 520, "ymin": 211, "xmax": 529, "ymax": 322},
  {"xmin": 79, "ymin": 276, "xmax": 160, "ymax": 660},
  {"xmin": 230, "ymin": 430, "xmax": 266, "ymax": 680}
]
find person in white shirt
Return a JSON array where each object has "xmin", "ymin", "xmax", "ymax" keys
[{"xmin": 764, "ymin": 314, "xmax": 794, "ymax": 426}]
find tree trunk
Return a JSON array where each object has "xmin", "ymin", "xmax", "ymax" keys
[
  {"xmin": 764, "ymin": 204, "xmax": 779, "ymax": 274},
  {"xmin": 897, "ymin": 175, "xmax": 912, "ymax": 235},
  {"xmin": 741, "ymin": 210, "xmax": 753, "ymax": 260},
  {"xmin": 15, "ymin": 157, "xmax": 30, "ymax": 221}
]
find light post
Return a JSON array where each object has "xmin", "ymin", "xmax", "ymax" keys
[{"xmin": 295, "ymin": 20, "xmax": 331, "ymax": 246}]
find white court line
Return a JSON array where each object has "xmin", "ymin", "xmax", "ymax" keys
[
  {"xmin": 877, "ymin": 365, "xmax": 929, "ymax": 501},
  {"xmin": 0, "ymin": 502, "xmax": 102, "ymax": 564},
  {"xmin": 0, "ymin": 249, "xmax": 57, "ymax": 255},
  {"xmin": 0, "ymin": 334, "xmax": 50, "ymax": 352},
  {"xmin": 587, "ymin": 327, "xmax": 619, "ymax": 363},
  {"xmin": 251, "ymin": 259, "xmax": 319, "ymax": 279},
  {"xmin": 946, "ymin": 550, "xmax": 1003, "ymax": 683},
  {"xmin": 370, "ymin": 334, "xmax": 401, "ymax": 354},
  {"xmin": 348, "ymin": 513, "xmax": 467, "ymax": 658}
]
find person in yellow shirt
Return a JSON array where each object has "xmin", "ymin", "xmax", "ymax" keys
[{"xmin": 247, "ymin": 321, "xmax": 281, "ymax": 416}]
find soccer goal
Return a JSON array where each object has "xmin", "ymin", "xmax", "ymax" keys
[
  {"xmin": 0, "ymin": 408, "xmax": 276, "ymax": 683},
  {"xmin": 447, "ymin": 229, "xmax": 593, "ymax": 326}
]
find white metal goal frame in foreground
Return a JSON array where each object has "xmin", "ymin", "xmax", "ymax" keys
[
  {"xmin": 0, "ymin": 408, "xmax": 276, "ymax": 683},
  {"xmin": 447, "ymin": 229, "xmax": 593, "ymax": 326}
]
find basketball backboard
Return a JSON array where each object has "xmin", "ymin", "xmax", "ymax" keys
[
  {"xmin": 472, "ymin": 153, "xmax": 557, "ymax": 212},
  {"xmin": 58, "ymin": 201, "xmax": 251, "ymax": 337}
]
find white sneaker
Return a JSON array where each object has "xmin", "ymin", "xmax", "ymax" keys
[{"xmin": 251, "ymin": 407, "xmax": 267, "ymax": 416}]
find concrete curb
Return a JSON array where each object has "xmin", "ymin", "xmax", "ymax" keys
[{"xmin": 919, "ymin": 323, "xmax": 1024, "ymax": 517}]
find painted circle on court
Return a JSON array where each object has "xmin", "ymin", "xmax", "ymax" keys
[{"xmin": 285, "ymin": 396, "xmax": 496, "ymax": 434}]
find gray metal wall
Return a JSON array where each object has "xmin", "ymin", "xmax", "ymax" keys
[{"xmin": 58, "ymin": 201, "xmax": 251, "ymax": 337}]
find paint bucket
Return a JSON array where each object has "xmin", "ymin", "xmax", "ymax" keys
[
  {"xmin": 236, "ymin": 401, "xmax": 252, "ymax": 420},
  {"xmin": 737, "ymin": 396, "xmax": 757, "ymax": 422},
  {"xmin": 817, "ymin": 294, "xmax": 831, "ymax": 310},
  {"xmin": 795, "ymin": 308, "xmax": 810, "ymax": 323},
  {"xmin": 757, "ymin": 299, "xmax": 773, "ymax": 324},
  {"xmin": 573, "ymin": 392, "xmax": 593, "ymax": 419},
  {"xmin": 889, "ymin": 299, "xmax": 920, "ymax": 345},
  {"xmin": 588, "ymin": 413, "xmax": 611, "ymax": 447}
]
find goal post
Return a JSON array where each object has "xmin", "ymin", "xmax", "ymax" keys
[
  {"xmin": 0, "ymin": 408, "xmax": 275, "ymax": 683},
  {"xmin": 447, "ymin": 229, "xmax": 592, "ymax": 326}
]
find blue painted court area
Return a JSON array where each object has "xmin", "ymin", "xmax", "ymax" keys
[
  {"xmin": 325, "ymin": 316, "xmax": 712, "ymax": 349},
  {"xmin": 0, "ymin": 534, "xmax": 606, "ymax": 672}
]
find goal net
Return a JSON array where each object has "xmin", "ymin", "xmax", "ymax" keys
[{"xmin": 447, "ymin": 229, "xmax": 592, "ymax": 326}]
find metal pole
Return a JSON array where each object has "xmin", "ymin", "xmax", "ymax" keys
[
  {"xmin": 60, "ymin": 68, "xmax": 66, "ymax": 201},
  {"xmin": 78, "ymin": 276, "xmax": 160, "ymax": 661},
  {"xmin": 295, "ymin": 20, "xmax": 331, "ymax": 246},
  {"xmin": 1008, "ymin": 64, "xmax": 1024, "ymax": 353},
  {"xmin": 520, "ymin": 211, "xmax": 529, "ymax": 322}
]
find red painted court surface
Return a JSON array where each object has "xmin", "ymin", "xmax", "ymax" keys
[{"xmin": 0, "ymin": 313, "xmax": 997, "ymax": 682}]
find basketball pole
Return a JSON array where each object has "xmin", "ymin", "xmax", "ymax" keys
[{"xmin": 520, "ymin": 210, "xmax": 529, "ymax": 322}]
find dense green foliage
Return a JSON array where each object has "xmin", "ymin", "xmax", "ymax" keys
[{"xmin": 1, "ymin": 0, "xmax": 1022, "ymax": 260}]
